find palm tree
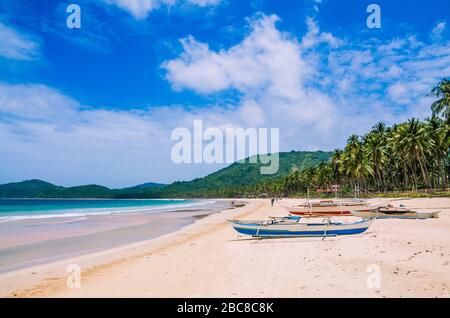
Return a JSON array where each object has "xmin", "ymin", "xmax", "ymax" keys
[
  {"xmin": 363, "ymin": 124, "xmax": 387, "ymax": 191},
  {"xmin": 248, "ymin": 80, "xmax": 450, "ymax": 197},
  {"xmin": 391, "ymin": 119, "xmax": 434, "ymax": 189},
  {"xmin": 340, "ymin": 135, "xmax": 373, "ymax": 193},
  {"xmin": 330, "ymin": 149, "xmax": 343, "ymax": 186},
  {"xmin": 429, "ymin": 79, "xmax": 450, "ymax": 123},
  {"xmin": 426, "ymin": 115, "xmax": 449, "ymax": 188},
  {"xmin": 316, "ymin": 162, "xmax": 334, "ymax": 189}
]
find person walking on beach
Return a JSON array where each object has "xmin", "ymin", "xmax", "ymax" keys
[{"xmin": 271, "ymin": 198, "xmax": 275, "ymax": 206}]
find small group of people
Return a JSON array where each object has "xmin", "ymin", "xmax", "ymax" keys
[{"xmin": 270, "ymin": 197, "xmax": 279, "ymax": 206}]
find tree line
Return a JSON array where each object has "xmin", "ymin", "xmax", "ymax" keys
[{"xmin": 245, "ymin": 80, "xmax": 450, "ymax": 197}]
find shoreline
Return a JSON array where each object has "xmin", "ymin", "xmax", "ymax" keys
[
  {"xmin": 0, "ymin": 198, "xmax": 196, "ymax": 200},
  {"xmin": 1, "ymin": 198, "xmax": 449, "ymax": 298},
  {"xmin": 0, "ymin": 200, "xmax": 230, "ymax": 274},
  {"xmin": 0, "ymin": 199, "xmax": 255, "ymax": 297}
]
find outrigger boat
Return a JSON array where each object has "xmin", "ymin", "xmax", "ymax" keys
[
  {"xmin": 351, "ymin": 206, "xmax": 440, "ymax": 219},
  {"xmin": 284, "ymin": 199, "xmax": 383, "ymax": 217},
  {"xmin": 227, "ymin": 217, "xmax": 373, "ymax": 238}
]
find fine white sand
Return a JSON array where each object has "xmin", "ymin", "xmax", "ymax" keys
[{"xmin": 0, "ymin": 197, "xmax": 449, "ymax": 298}]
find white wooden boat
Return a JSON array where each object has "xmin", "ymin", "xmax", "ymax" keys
[
  {"xmin": 284, "ymin": 199, "xmax": 383, "ymax": 217},
  {"xmin": 351, "ymin": 206, "xmax": 439, "ymax": 219},
  {"xmin": 228, "ymin": 218, "xmax": 373, "ymax": 238}
]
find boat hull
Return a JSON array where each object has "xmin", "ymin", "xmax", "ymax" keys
[
  {"xmin": 287, "ymin": 204, "xmax": 370, "ymax": 216},
  {"xmin": 289, "ymin": 210, "xmax": 353, "ymax": 216},
  {"xmin": 228, "ymin": 219, "xmax": 373, "ymax": 237},
  {"xmin": 351, "ymin": 210, "xmax": 439, "ymax": 219}
]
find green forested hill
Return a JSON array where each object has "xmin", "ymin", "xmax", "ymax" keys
[
  {"xmin": 0, "ymin": 179, "xmax": 64, "ymax": 198},
  {"xmin": 204, "ymin": 151, "xmax": 332, "ymax": 186},
  {"xmin": 153, "ymin": 151, "xmax": 331, "ymax": 197},
  {"xmin": 0, "ymin": 180, "xmax": 114, "ymax": 198},
  {"xmin": 0, "ymin": 151, "xmax": 331, "ymax": 198}
]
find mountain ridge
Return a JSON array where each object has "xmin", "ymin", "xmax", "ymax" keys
[{"xmin": 0, "ymin": 151, "xmax": 331, "ymax": 198}]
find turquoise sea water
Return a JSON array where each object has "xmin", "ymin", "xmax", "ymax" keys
[
  {"xmin": 0, "ymin": 199, "xmax": 198, "ymax": 222},
  {"xmin": 0, "ymin": 198, "xmax": 227, "ymax": 273}
]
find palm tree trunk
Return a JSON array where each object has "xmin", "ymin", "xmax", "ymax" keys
[
  {"xmin": 416, "ymin": 149, "xmax": 431, "ymax": 189},
  {"xmin": 410, "ymin": 161, "xmax": 418, "ymax": 190}
]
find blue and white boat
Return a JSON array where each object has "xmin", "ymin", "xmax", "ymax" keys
[{"xmin": 228, "ymin": 217, "xmax": 373, "ymax": 238}]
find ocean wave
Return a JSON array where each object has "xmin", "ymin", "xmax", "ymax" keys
[
  {"xmin": 0, "ymin": 200, "xmax": 216, "ymax": 223},
  {"xmin": 0, "ymin": 211, "xmax": 113, "ymax": 223}
]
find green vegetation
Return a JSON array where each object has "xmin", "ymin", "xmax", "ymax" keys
[
  {"xmin": 251, "ymin": 80, "xmax": 450, "ymax": 198},
  {"xmin": 429, "ymin": 78, "xmax": 450, "ymax": 125},
  {"xmin": 0, "ymin": 180, "xmax": 63, "ymax": 198},
  {"xmin": 1, "ymin": 80, "xmax": 448, "ymax": 199},
  {"xmin": 0, "ymin": 151, "xmax": 331, "ymax": 198},
  {"xmin": 0, "ymin": 180, "xmax": 113, "ymax": 198},
  {"xmin": 146, "ymin": 151, "xmax": 332, "ymax": 198}
]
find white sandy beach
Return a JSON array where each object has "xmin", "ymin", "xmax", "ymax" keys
[{"xmin": 0, "ymin": 197, "xmax": 449, "ymax": 298}]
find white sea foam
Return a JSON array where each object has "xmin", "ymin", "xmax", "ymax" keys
[{"xmin": 0, "ymin": 200, "xmax": 216, "ymax": 223}]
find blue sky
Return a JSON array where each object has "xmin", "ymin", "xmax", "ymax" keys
[{"xmin": 0, "ymin": 0, "xmax": 449, "ymax": 187}]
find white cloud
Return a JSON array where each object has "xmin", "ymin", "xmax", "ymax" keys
[
  {"xmin": 2, "ymin": 13, "xmax": 450, "ymax": 186},
  {"xmin": 0, "ymin": 82, "xmax": 269, "ymax": 186},
  {"xmin": 301, "ymin": 17, "xmax": 343, "ymax": 49},
  {"xmin": 163, "ymin": 13, "xmax": 450, "ymax": 152},
  {"xmin": 319, "ymin": 23, "xmax": 450, "ymax": 113},
  {"xmin": 163, "ymin": 14, "xmax": 307, "ymax": 100},
  {"xmin": 0, "ymin": 22, "xmax": 39, "ymax": 60},
  {"xmin": 0, "ymin": 82, "xmax": 190, "ymax": 186},
  {"xmin": 0, "ymin": 83, "xmax": 78, "ymax": 121},
  {"xmin": 387, "ymin": 83, "xmax": 407, "ymax": 102},
  {"xmin": 104, "ymin": 0, "xmax": 221, "ymax": 19},
  {"xmin": 312, "ymin": 0, "xmax": 322, "ymax": 12},
  {"xmin": 431, "ymin": 22, "xmax": 446, "ymax": 41},
  {"xmin": 104, "ymin": 0, "xmax": 163, "ymax": 19},
  {"xmin": 189, "ymin": 0, "xmax": 221, "ymax": 6},
  {"xmin": 237, "ymin": 99, "xmax": 265, "ymax": 127},
  {"xmin": 162, "ymin": 14, "xmax": 354, "ymax": 153}
]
